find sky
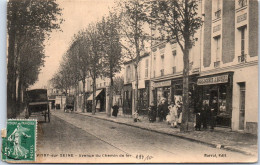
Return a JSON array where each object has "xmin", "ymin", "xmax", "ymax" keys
[{"xmin": 31, "ymin": 0, "xmax": 116, "ymax": 89}]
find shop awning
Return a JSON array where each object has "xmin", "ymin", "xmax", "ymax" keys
[{"xmin": 87, "ymin": 89, "xmax": 103, "ymax": 101}]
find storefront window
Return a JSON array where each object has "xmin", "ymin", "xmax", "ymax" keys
[
  {"xmin": 198, "ymin": 73, "xmax": 233, "ymax": 127},
  {"xmin": 175, "ymin": 84, "xmax": 182, "ymax": 96},
  {"xmin": 202, "ymin": 86, "xmax": 210, "ymax": 106},
  {"xmin": 138, "ymin": 89, "xmax": 148, "ymax": 110},
  {"xmin": 219, "ymin": 85, "xmax": 227, "ymax": 116},
  {"xmin": 157, "ymin": 88, "xmax": 163, "ymax": 105},
  {"xmin": 156, "ymin": 87, "xmax": 171, "ymax": 105}
]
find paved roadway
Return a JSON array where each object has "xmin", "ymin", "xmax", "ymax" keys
[{"xmin": 27, "ymin": 110, "xmax": 255, "ymax": 163}]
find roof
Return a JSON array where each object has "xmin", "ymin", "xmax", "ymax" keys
[{"xmin": 123, "ymin": 52, "xmax": 150, "ymax": 65}]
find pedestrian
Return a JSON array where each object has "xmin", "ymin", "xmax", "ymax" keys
[
  {"xmin": 166, "ymin": 102, "xmax": 178, "ymax": 128},
  {"xmin": 158, "ymin": 98, "xmax": 166, "ymax": 122},
  {"xmin": 148, "ymin": 104, "xmax": 156, "ymax": 122},
  {"xmin": 177, "ymin": 101, "xmax": 183, "ymax": 125},
  {"xmin": 195, "ymin": 111, "xmax": 201, "ymax": 131},
  {"xmin": 163, "ymin": 99, "xmax": 169, "ymax": 121},
  {"xmin": 201, "ymin": 102, "xmax": 210, "ymax": 130},
  {"xmin": 210, "ymin": 97, "xmax": 218, "ymax": 130},
  {"xmin": 112, "ymin": 104, "xmax": 119, "ymax": 117},
  {"xmin": 194, "ymin": 101, "xmax": 201, "ymax": 131},
  {"xmin": 133, "ymin": 110, "xmax": 140, "ymax": 122}
]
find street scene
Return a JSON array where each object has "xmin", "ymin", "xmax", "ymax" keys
[
  {"xmin": 4, "ymin": 0, "xmax": 258, "ymax": 163},
  {"xmin": 16, "ymin": 109, "xmax": 256, "ymax": 163}
]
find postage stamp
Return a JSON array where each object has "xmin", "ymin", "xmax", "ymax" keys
[{"xmin": 1, "ymin": 119, "xmax": 37, "ymax": 162}]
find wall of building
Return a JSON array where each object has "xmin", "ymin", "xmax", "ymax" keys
[
  {"xmin": 121, "ymin": 0, "xmax": 258, "ymax": 133},
  {"xmin": 138, "ymin": 56, "xmax": 150, "ymax": 81},
  {"xmin": 248, "ymin": 0, "xmax": 258, "ymax": 58},
  {"xmin": 124, "ymin": 63, "xmax": 135, "ymax": 84},
  {"xmin": 202, "ymin": 0, "xmax": 258, "ymax": 71},
  {"xmin": 231, "ymin": 64, "xmax": 258, "ymax": 134},
  {"xmin": 203, "ymin": 0, "xmax": 212, "ymax": 68},
  {"xmin": 124, "ymin": 55, "xmax": 150, "ymax": 83},
  {"xmin": 151, "ymin": 42, "xmax": 183, "ymax": 78},
  {"xmin": 222, "ymin": 0, "xmax": 235, "ymax": 64}
]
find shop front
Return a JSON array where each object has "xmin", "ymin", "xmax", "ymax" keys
[
  {"xmin": 152, "ymin": 80, "xmax": 172, "ymax": 107},
  {"xmin": 123, "ymin": 84, "xmax": 132, "ymax": 115},
  {"xmin": 171, "ymin": 77, "xmax": 198, "ymax": 103},
  {"xmin": 197, "ymin": 72, "xmax": 233, "ymax": 127},
  {"xmin": 171, "ymin": 76, "xmax": 199, "ymax": 122},
  {"xmin": 137, "ymin": 80, "xmax": 150, "ymax": 115},
  {"xmin": 86, "ymin": 89, "xmax": 106, "ymax": 112}
]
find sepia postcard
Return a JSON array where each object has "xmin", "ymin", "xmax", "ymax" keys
[{"xmin": 1, "ymin": 0, "xmax": 258, "ymax": 163}]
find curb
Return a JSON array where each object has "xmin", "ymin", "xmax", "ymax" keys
[{"xmin": 74, "ymin": 112, "xmax": 255, "ymax": 156}]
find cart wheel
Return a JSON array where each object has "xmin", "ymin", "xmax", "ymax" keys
[{"xmin": 47, "ymin": 105, "xmax": 50, "ymax": 122}]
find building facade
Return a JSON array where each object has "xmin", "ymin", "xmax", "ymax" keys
[
  {"xmin": 199, "ymin": 0, "xmax": 258, "ymax": 133},
  {"xmin": 76, "ymin": 76, "xmax": 110, "ymax": 112},
  {"xmin": 123, "ymin": 53, "xmax": 150, "ymax": 115},
  {"xmin": 122, "ymin": 0, "xmax": 258, "ymax": 134}
]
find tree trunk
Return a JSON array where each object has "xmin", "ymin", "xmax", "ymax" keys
[
  {"xmin": 7, "ymin": 3, "xmax": 17, "ymax": 118},
  {"xmin": 92, "ymin": 77, "xmax": 96, "ymax": 115},
  {"xmin": 74, "ymin": 84, "xmax": 77, "ymax": 111},
  {"xmin": 82, "ymin": 79, "xmax": 86, "ymax": 113},
  {"xmin": 7, "ymin": 29, "xmax": 16, "ymax": 118},
  {"xmin": 17, "ymin": 76, "xmax": 22, "ymax": 113},
  {"xmin": 61, "ymin": 94, "xmax": 63, "ymax": 110},
  {"xmin": 107, "ymin": 74, "xmax": 113, "ymax": 117},
  {"xmin": 134, "ymin": 65, "xmax": 138, "ymax": 114},
  {"xmin": 180, "ymin": 47, "xmax": 190, "ymax": 132}
]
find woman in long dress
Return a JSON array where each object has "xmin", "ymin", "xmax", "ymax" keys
[{"xmin": 166, "ymin": 102, "xmax": 178, "ymax": 127}]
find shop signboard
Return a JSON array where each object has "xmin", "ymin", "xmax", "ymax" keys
[
  {"xmin": 153, "ymin": 80, "xmax": 171, "ymax": 88},
  {"xmin": 197, "ymin": 74, "xmax": 229, "ymax": 85}
]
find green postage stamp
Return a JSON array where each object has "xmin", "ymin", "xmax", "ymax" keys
[{"xmin": 1, "ymin": 119, "xmax": 37, "ymax": 162}]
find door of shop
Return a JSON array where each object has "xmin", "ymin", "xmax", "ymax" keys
[
  {"xmin": 239, "ymin": 83, "xmax": 246, "ymax": 130},
  {"xmin": 207, "ymin": 85, "xmax": 231, "ymax": 127},
  {"xmin": 123, "ymin": 90, "xmax": 132, "ymax": 115}
]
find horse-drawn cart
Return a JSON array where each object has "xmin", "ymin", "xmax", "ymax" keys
[
  {"xmin": 25, "ymin": 89, "xmax": 50, "ymax": 122},
  {"xmin": 64, "ymin": 96, "xmax": 74, "ymax": 112}
]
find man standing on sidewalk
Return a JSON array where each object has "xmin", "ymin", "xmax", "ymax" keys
[{"xmin": 210, "ymin": 97, "xmax": 218, "ymax": 130}]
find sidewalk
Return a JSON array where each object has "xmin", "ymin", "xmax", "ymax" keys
[{"xmin": 73, "ymin": 110, "xmax": 257, "ymax": 156}]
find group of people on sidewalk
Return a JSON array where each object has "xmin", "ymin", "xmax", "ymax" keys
[
  {"xmin": 195, "ymin": 98, "xmax": 218, "ymax": 131},
  {"xmin": 111, "ymin": 96, "xmax": 218, "ymax": 131},
  {"xmin": 147, "ymin": 98, "xmax": 183, "ymax": 128},
  {"xmin": 146, "ymin": 96, "xmax": 217, "ymax": 131}
]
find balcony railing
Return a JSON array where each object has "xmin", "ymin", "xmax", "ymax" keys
[
  {"xmin": 172, "ymin": 66, "xmax": 176, "ymax": 74},
  {"xmin": 215, "ymin": 9, "xmax": 221, "ymax": 19},
  {"xmin": 238, "ymin": 54, "xmax": 247, "ymax": 63},
  {"xmin": 214, "ymin": 61, "xmax": 220, "ymax": 68},
  {"xmin": 160, "ymin": 69, "xmax": 164, "ymax": 76}
]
